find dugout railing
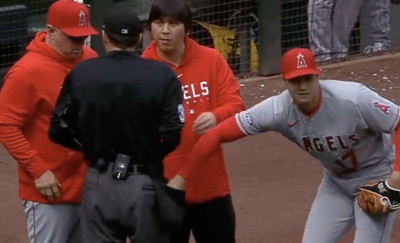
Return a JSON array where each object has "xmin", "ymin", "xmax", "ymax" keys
[{"xmin": 1, "ymin": 0, "xmax": 400, "ymax": 88}]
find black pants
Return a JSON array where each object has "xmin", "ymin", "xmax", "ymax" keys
[
  {"xmin": 170, "ymin": 195, "xmax": 236, "ymax": 243},
  {"xmin": 80, "ymin": 165, "xmax": 169, "ymax": 243}
]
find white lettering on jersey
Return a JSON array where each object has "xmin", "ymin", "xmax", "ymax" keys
[
  {"xmin": 372, "ymin": 100, "xmax": 391, "ymax": 115},
  {"xmin": 297, "ymin": 53, "xmax": 307, "ymax": 68},
  {"xmin": 180, "ymin": 81, "xmax": 210, "ymax": 115},
  {"xmin": 182, "ymin": 81, "xmax": 209, "ymax": 100},
  {"xmin": 300, "ymin": 134, "xmax": 360, "ymax": 152}
]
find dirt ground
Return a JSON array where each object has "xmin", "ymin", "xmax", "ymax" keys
[{"xmin": 1, "ymin": 54, "xmax": 400, "ymax": 242}]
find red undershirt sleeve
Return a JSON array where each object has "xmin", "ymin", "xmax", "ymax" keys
[{"xmin": 178, "ymin": 116, "xmax": 246, "ymax": 180}]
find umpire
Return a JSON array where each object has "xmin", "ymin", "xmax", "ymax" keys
[{"xmin": 48, "ymin": 7, "xmax": 186, "ymax": 243}]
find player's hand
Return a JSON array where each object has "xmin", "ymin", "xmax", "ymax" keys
[
  {"xmin": 193, "ymin": 112, "xmax": 216, "ymax": 135},
  {"xmin": 387, "ymin": 171, "xmax": 400, "ymax": 190},
  {"xmin": 167, "ymin": 175, "xmax": 186, "ymax": 191},
  {"xmin": 34, "ymin": 170, "xmax": 61, "ymax": 201}
]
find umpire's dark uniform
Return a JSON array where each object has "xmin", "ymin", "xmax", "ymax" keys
[{"xmin": 48, "ymin": 7, "xmax": 186, "ymax": 243}]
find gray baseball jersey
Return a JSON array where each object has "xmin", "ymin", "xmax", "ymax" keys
[{"xmin": 236, "ymin": 80, "xmax": 400, "ymax": 174}]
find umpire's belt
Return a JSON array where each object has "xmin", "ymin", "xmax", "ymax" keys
[
  {"xmin": 91, "ymin": 152, "xmax": 148, "ymax": 175},
  {"xmin": 121, "ymin": 163, "xmax": 147, "ymax": 175}
]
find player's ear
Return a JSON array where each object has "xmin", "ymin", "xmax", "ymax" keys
[{"xmin": 47, "ymin": 25, "xmax": 56, "ymax": 37}]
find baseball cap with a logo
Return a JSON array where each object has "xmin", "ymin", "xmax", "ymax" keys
[
  {"xmin": 102, "ymin": 7, "xmax": 142, "ymax": 38},
  {"xmin": 280, "ymin": 48, "xmax": 320, "ymax": 80},
  {"xmin": 47, "ymin": 0, "xmax": 99, "ymax": 37}
]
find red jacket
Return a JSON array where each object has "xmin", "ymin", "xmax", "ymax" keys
[
  {"xmin": 142, "ymin": 38, "xmax": 245, "ymax": 204},
  {"xmin": 0, "ymin": 31, "xmax": 97, "ymax": 204}
]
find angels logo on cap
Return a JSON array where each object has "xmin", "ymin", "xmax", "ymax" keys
[
  {"xmin": 47, "ymin": 0, "xmax": 98, "ymax": 37},
  {"xmin": 280, "ymin": 48, "xmax": 320, "ymax": 80},
  {"xmin": 297, "ymin": 53, "xmax": 307, "ymax": 69},
  {"xmin": 79, "ymin": 10, "xmax": 87, "ymax": 26}
]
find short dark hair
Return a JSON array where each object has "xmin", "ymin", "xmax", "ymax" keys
[
  {"xmin": 104, "ymin": 31, "xmax": 140, "ymax": 50},
  {"xmin": 148, "ymin": 0, "xmax": 192, "ymax": 31}
]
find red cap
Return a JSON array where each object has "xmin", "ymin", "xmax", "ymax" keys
[
  {"xmin": 47, "ymin": 0, "xmax": 99, "ymax": 37},
  {"xmin": 280, "ymin": 48, "xmax": 320, "ymax": 80}
]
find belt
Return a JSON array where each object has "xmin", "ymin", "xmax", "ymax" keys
[
  {"xmin": 89, "ymin": 151, "xmax": 148, "ymax": 175},
  {"xmin": 89, "ymin": 161, "xmax": 148, "ymax": 175},
  {"xmin": 126, "ymin": 164, "xmax": 148, "ymax": 175}
]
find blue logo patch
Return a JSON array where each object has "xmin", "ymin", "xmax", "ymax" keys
[{"xmin": 177, "ymin": 104, "xmax": 185, "ymax": 123}]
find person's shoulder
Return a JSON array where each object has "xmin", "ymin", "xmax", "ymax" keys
[
  {"xmin": 272, "ymin": 90, "xmax": 293, "ymax": 111},
  {"xmin": 12, "ymin": 51, "xmax": 43, "ymax": 70},
  {"xmin": 6, "ymin": 52, "xmax": 42, "ymax": 78},
  {"xmin": 2, "ymin": 55, "xmax": 45, "ymax": 89},
  {"xmin": 320, "ymin": 79, "xmax": 363, "ymax": 102},
  {"xmin": 197, "ymin": 44, "xmax": 224, "ymax": 59}
]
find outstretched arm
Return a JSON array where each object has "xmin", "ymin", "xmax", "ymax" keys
[
  {"xmin": 177, "ymin": 95, "xmax": 281, "ymax": 184},
  {"xmin": 178, "ymin": 115, "xmax": 246, "ymax": 180},
  {"xmin": 167, "ymin": 96, "xmax": 280, "ymax": 189}
]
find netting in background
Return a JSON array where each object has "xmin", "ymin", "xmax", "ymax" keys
[
  {"xmin": 286, "ymin": 0, "xmax": 394, "ymax": 63},
  {"xmin": 281, "ymin": 0, "xmax": 309, "ymax": 54},
  {"xmin": 0, "ymin": 1, "xmax": 32, "ymax": 81},
  {"xmin": 1, "ymin": 0, "xmax": 399, "ymax": 82},
  {"xmin": 123, "ymin": 0, "xmax": 259, "ymax": 77},
  {"xmin": 127, "ymin": 0, "xmax": 400, "ymax": 75},
  {"xmin": 189, "ymin": 0, "xmax": 259, "ymax": 76},
  {"xmin": 0, "ymin": 0, "xmax": 93, "ymax": 84}
]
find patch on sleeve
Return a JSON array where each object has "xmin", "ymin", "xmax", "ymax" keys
[
  {"xmin": 372, "ymin": 101, "xmax": 391, "ymax": 115},
  {"xmin": 177, "ymin": 104, "xmax": 185, "ymax": 123},
  {"xmin": 244, "ymin": 110, "xmax": 254, "ymax": 126}
]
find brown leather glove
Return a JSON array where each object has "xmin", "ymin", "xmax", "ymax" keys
[{"xmin": 357, "ymin": 180, "xmax": 400, "ymax": 215}]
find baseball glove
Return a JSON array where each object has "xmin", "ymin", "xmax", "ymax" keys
[{"xmin": 357, "ymin": 180, "xmax": 400, "ymax": 215}]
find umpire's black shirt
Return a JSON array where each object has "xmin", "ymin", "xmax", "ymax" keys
[{"xmin": 48, "ymin": 51, "xmax": 184, "ymax": 168}]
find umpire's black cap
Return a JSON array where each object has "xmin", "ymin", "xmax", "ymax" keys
[{"xmin": 103, "ymin": 7, "xmax": 141, "ymax": 38}]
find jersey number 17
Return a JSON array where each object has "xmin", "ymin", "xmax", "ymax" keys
[{"xmin": 335, "ymin": 149, "xmax": 358, "ymax": 173}]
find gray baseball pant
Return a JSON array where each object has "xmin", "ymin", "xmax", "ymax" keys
[
  {"xmin": 369, "ymin": 0, "xmax": 391, "ymax": 47},
  {"xmin": 302, "ymin": 162, "xmax": 397, "ymax": 243},
  {"xmin": 23, "ymin": 200, "xmax": 81, "ymax": 243},
  {"xmin": 80, "ymin": 164, "xmax": 169, "ymax": 243},
  {"xmin": 308, "ymin": 0, "xmax": 390, "ymax": 59}
]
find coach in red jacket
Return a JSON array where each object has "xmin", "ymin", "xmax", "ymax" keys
[{"xmin": 142, "ymin": 0, "xmax": 245, "ymax": 242}]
